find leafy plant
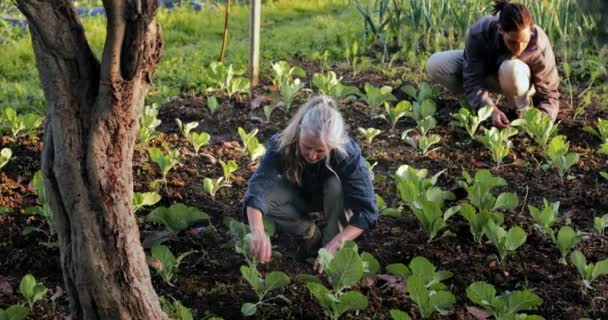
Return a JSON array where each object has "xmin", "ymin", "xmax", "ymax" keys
[
  {"xmin": 545, "ymin": 135, "xmax": 579, "ymax": 179},
  {"xmin": 138, "ymin": 103, "xmax": 162, "ymax": 145},
  {"xmin": 528, "ymin": 199, "xmax": 560, "ymax": 240},
  {"xmin": 594, "ymin": 213, "xmax": 608, "ymax": 236},
  {"xmin": 207, "ymin": 95, "xmax": 220, "ymax": 114},
  {"xmin": 344, "ymin": 40, "xmax": 361, "ymax": 77},
  {"xmin": 402, "ymin": 83, "xmax": 439, "ymax": 136},
  {"xmin": 0, "ymin": 148, "xmax": 12, "ymax": 172},
  {"xmin": 377, "ymin": 101, "xmax": 411, "ymax": 129},
  {"xmin": 570, "ymin": 250, "xmax": 608, "ymax": 291},
  {"xmin": 361, "ymin": 83, "xmax": 397, "ymax": 109},
  {"xmin": 476, "ymin": 127, "xmax": 518, "ymax": 167},
  {"xmin": 394, "ymin": 165, "xmax": 453, "ymax": 210},
  {"xmin": 240, "ymin": 265, "xmax": 291, "ymax": 317},
  {"xmin": 19, "ymin": 274, "xmax": 47, "ymax": 310},
  {"xmin": 0, "ymin": 304, "xmax": 29, "ymax": 320},
  {"xmin": 225, "ymin": 217, "xmax": 258, "ymax": 268},
  {"xmin": 1, "ymin": 107, "xmax": 43, "ymax": 137},
  {"xmin": 271, "ymin": 60, "xmax": 306, "ymax": 89},
  {"xmin": 175, "ymin": 118, "xmax": 199, "ymax": 139},
  {"xmin": 376, "ymin": 194, "xmax": 402, "ymax": 218},
  {"xmin": 219, "ymin": 159, "xmax": 238, "ymax": 182},
  {"xmin": 389, "ymin": 309, "xmax": 412, "ymax": 320},
  {"xmin": 23, "ymin": 171, "xmax": 56, "ymax": 245},
  {"xmin": 451, "ymin": 105, "xmax": 493, "ymax": 138},
  {"xmin": 132, "ymin": 191, "xmax": 161, "ymax": 214},
  {"xmin": 459, "ymin": 170, "xmax": 519, "ymax": 212},
  {"xmin": 145, "ymin": 203, "xmax": 209, "ymax": 234},
  {"xmin": 304, "ymin": 242, "xmax": 372, "ymax": 320},
  {"xmin": 203, "ymin": 177, "xmax": 226, "ymax": 200},
  {"xmin": 555, "ymin": 225, "xmax": 581, "ymax": 264},
  {"xmin": 483, "ymin": 220, "xmax": 527, "ymax": 263},
  {"xmin": 237, "ymin": 128, "xmax": 266, "ymax": 162},
  {"xmin": 149, "ymin": 147, "xmax": 180, "ymax": 187},
  {"xmin": 278, "ymin": 78, "xmax": 305, "ymax": 111},
  {"xmin": 357, "ymin": 127, "xmax": 382, "ymax": 144},
  {"xmin": 458, "ymin": 203, "xmax": 504, "ymax": 244},
  {"xmin": 402, "ymin": 130, "xmax": 441, "ymax": 155},
  {"xmin": 204, "ymin": 62, "xmax": 250, "ymax": 98},
  {"xmin": 159, "ymin": 296, "xmax": 194, "ymax": 320},
  {"xmin": 311, "ymin": 71, "xmax": 361, "ymax": 103},
  {"xmin": 386, "ymin": 256, "xmax": 455, "ymax": 319},
  {"xmin": 466, "ymin": 281, "xmax": 543, "ymax": 320},
  {"xmin": 511, "ymin": 108, "xmax": 559, "ymax": 150},
  {"xmin": 583, "ymin": 118, "xmax": 608, "ymax": 155},
  {"xmin": 148, "ymin": 244, "xmax": 195, "ymax": 285},
  {"xmin": 190, "ymin": 131, "xmax": 211, "ymax": 154},
  {"xmin": 411, "ymin": 200, "xmax": 460, "ymax": 241},
  {"xmin": 238, "ymin": 127, "xmax": 259, "ymax": 152}
]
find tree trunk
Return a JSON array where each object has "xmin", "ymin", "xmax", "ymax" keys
[{"xmin": 14, "ymin": 0, "xmax": 166, "ymax": 319}]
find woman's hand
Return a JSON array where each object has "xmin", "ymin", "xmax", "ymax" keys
[
  {"xmin": 250, "ymin": 230, "xmax": 272, "ymax": 264},
  {"xmin": 491, "ymin": 108, "xmax": 510, "ymax": 128}
]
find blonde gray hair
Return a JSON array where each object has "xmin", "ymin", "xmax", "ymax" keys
[{"xmin": 278, "ymin": 95, "xmax": 348, "ymax": 185}]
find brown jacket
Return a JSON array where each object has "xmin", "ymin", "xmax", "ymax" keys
[{"xmin": 463, "ymin": 15, "xmax": 560, "ymax": 119}]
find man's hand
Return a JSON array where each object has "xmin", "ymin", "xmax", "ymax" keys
[
  {"xmin": 250, "ymin": 230, "xmax": 272, "ymax": 264},
  {"xmin": 491, "ymin": 108, "xmax": 510, "ymax": 128}
]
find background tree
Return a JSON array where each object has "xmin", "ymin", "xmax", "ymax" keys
[{"xmin": 14, "ymin": 0, "xmax": 166, "ymax": 319}]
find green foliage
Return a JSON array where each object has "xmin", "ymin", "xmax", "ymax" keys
[
  {"xmin": 476, "ymin": 127, "xmax": 518, "ymax": 167},
  {"xmin": 402, "ymin": 83, "xmax": 439, "ymax": 136},
  {"xmin": 175, "ymin": 118, "xmax": 199, "ymax": 138},
  {"xmin": 145, "ymin": 203, "xmax": 209, "ymax": 233},
  {"xmin": 594, "ymin": 213, "xmax": 608, "ymax": 236},
  {"xmin": 203, "ymin": 177, "xmax": 225, "ymax": 200},
  {"xmin": 138, "ymin": 103, "xmax": 162, "ymax": 145},
  {"xmin": 583, "ymin": 118, "xmax": 608, "ymax": 155},
  {"xmin": 570, "ymin": 250, "xmax": 608, "ymax": 290},
  {"xmin": 148, "ymin": 245, "xmax": 195, "ymax": 285},
  {"xmin": 0, "ymin": 304, "xmax": 29, "ymax": 320},
  {"xmin": 225, "ymin": 217, "xmax": 258, "ymax": 268},
  {"xmin": 459, "ymin": 170, "xmax": 519, "ymax": 212},
  {"xmin": 483, "ymin": 220, "xmax": 527, "ymax": 263},
  {"xmin": 357, "ymin": 127, "xmax": 382, "ymax": 144},
  {"xmin": 0, "ymin": 148, "xmax": 12, "ymax": 171},
  {"xmin": 394, "ymin": 165, "xmax": 453, "ymax": 210},
  {"xmin": 377, "ymin": 101, "xmax": 411, "ymax": 129},
  {"xmin": 376, "ymin": 194, "xmax": 402, "ymax": 218},
  {"xmin": 191, "ymin": 131, "xmax": 211, "ymax": 154},
  {"xmin": 19, "ymin": 274, "xmax": 47, "ymax": 310},
  {"xmin": 271, "ymin": 60, "xmax": 306, "ymax": 89},
  {"xmin": 0, "ymin": 107, "xmax": 42, "ymax": 138},
  {"xmin": 305, "ymin": 242, "xmax": 371, "ymax": 320},
  {"xmin": 247, "ymin": 137, "xmax": 267, "ymax": 162},
  {"xmin": 402, "ymin": 130, "xmax": 441, "ymax": 155},
  {"xmin": 279, "ymin": 78, "xmax": 306, "ymax": 111},
  {"xmin": 204, "ymin": 62, "xmax": 250, "ymax": 98},
  {"xmin": 511, "ymin": 108, "xmax": 559, "ymax": 150},
  {"xmin": 132, "ymin": 192, "xmax": 161, "ymax": 214},
  {"xmin": 219, "ymin": 160, "xmax": 239, "ymax": 182},
  {"xmin": 466, "ymin": 281, "xmax": 543, "ymax": 320},
  {"xmin": 361, "ymin": 83, "xmax": 397, "ymax": 109},
  {"xmin": 387, "ymin": 256, "xmax": 455, "ymax": 319},
  {"xmin": 528, "ymin": 199, "xmax": 560, "ymax": 240},
  {"xmin": 149, "ymin": 147, "xmax": 180, "ymax": 186},
  {"xmin": 458, "ymin": 203, "xmax": 504, "ymax": 244},
  {"xmin": 451, "ymin": 106, "xmax": 493, "ymax": 138},
  {"xmin": 389, "ymin": 309, "xmax": 412, "ymax": 320},
  {"xmin": 159, "ymin": 296, "xmax": 194, "ymax": 320},
  {"xmin": 555, "ymin": 226, "xmax": 581, "ymax": 264},
  {"xmin": 411, "ymin": 200, "xmax": 460, "ymax": 241},
  {"xmin": 240, "ymin": 265, "xmax": 291, "ymax": 317},
  {"xmin": 207, "ymin": 96, "xmax": 220, "ymax": 114},
  {"xmin": 311, "ymin": 71, "xmax": 361, "ymax": 103},
  {"xmin": 238, "ymin": 127, "xmax": 259, "ymax": 151},
  {"xmin": 23, "ymin": 171, "xmax": 55, "ymax": 244},
  {"xmin": 545, "ymin": 135, "xmax": 579, "ymax": 179}
]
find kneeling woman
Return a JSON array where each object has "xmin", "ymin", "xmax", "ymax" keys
[{"xmin": 242, "ymin": 95, "xmax": 377, "ymax": 270}]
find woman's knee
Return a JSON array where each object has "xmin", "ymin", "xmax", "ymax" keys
[
  {"xmin": 323, "ymin": 175, "xmax": 343, "ymax": 197},
  {"xmin": 498, "ymin": 59, "xmax": 531, "ymax": 97}
]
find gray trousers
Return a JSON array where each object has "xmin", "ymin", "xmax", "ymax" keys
[
  {"xmin": 264, "ymin": 175, "xmax": 351, "ymax": 245},
  {"xmin": 426, "ymin": 49, "xmax": 537, "ymax": 117}
]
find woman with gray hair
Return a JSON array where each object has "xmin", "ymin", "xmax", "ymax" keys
[
  {"xmin": 242, "ymin": 95, "xmax": 377, "ymax": 272},
  {"xmin": 426, "ymin": 0, "xmax": 560, "ymax": 128}
]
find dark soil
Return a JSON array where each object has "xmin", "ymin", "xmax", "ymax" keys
[{"xmin": 1, "ymin": 61, "xmax": 607, "ymax": 320}]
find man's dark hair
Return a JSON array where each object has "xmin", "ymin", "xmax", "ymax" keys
[{"xmin": 492, "ymin": 0, "xmax": 534, "ymax": 32}]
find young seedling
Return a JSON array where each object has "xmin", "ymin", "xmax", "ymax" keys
[
  {"xmin": 386, "ymin": 256, "xmax": 455, "ymax": 319},
  {"xmin": 149, "ymin": 147, "xmax": 180, "ymax": 188},
  {"xmin": 459, "ymin": 170, "xmax": 519, "ymax": 212},
  {"xmin": 458, "ymin": 203, "xmax": 504, "ymax": 244},
  {"xmin": 601, "ymin": 171, "xmax": 608, "ymax": 181},
  {"xmin": 207, "ymin": 95, "xmax": 220, "ymax": 114},
  {"xmin": 376, "ymin": 194, "xmax": 402, "ymax": 218},
  {"xmin": 19, "ymin": 274, "xmax": 47, "ymax": 310},
  {"xmin": 545, "ymin": 135, "xmax": 579, "ymax": 180},
  {"xmin": 344, "ymin": 40, "xmax": 360, "ymax": 77},
  {"xmin": 0, "ymin": 304, "xmax": 29, "ymax": 320},
  {"xmin": 582, "ymin": 117, "xmax": 608, "ymax": 154},
  {"xmin": 402, "ymin": 83, "xmax": 439, "ymax": 136},
  {"xmin": 450, "ymin": 105, "xmax": 493, "ymax": 138},
  {"xmin": 271, "ymin": 60, "xmax": 306, "ymax": 89},
  {"xmin": 411, "ymin": 200, "xmax": 460, "ymax": 241},
  {"xmin": 145, "ymin": 203, "xmax": 209, "ymax": 236},
  {"xmin": 159, "ymin": 296, "xmax": 194, "ymax": 320},
  {"xmin": 377, "ymin": 101, "xmax": 411, "ymax": 130},
  {"xmin": 0, "ymin": 148, "xmax": 12, "ymax": 171},
  {"xmin": 394, "ymin": 165, "xmax": 453, "ymax": 210},
  {"xmin": 175, "ymin": 118, "xmax": 199, "ymax": 139},
  {"xmin": 219, "ymin": 159, "xmax": 238, "ymax": 183},
  {"xmin": 279, "ymin": 78, "xmax": 305, "ymax": 111},
  {"xmin": 555, "ymin": 225, "xmax": 581, "ymax": 264},
  {"xmin": 138, "ymin": 103, "xmax": 161, "ymax": 145},
  {"xmin": 357, "ymin": 127, "xmax": 382, "ymax": 144},
  {"xmin": 402, "ymin": 130, "xmax": 441, "ymax": 155},
  {"xmin": 570, "ymin": 250, "xmax": 608, "ymax": 291},
  {"xmin": 23, "ymin": 171, "xmax": 56, "ymax": 245},
  {"xmin": 148, "ymin": 244, "xmax": 195, "ymax": 286},
  {"xmin": 466, "ymin": 281, "xmax": 543, "ymax": 320},
  {"xmin": 202, "ymin": 177, "xmax": 227, "ymax": 200},
  {"xmin": 594, "ymin": 213, "xmax": 608, "ymax": 236},
  {"xmin": 389, "ymin": 309, "xmax": 412, "ymax": 320},
  {"xmin": 190, "ymin": 131, "xmax": 211, "ymax": 154},
  {"xmin": 262, "ymin": 105, "xmax": 276, "ymax": 123},
  {"xmin": 311, "ymin": 71, "xmax": 361, "ymax": 103},
  {"xmin": 361, "ymin": 83, "xmax": 397, "ymax": 110},
  {"xmin": 483, "ymin": 219, "xmax": 527, "ymax": 263},
  {"xmin": 225, "ymin": 217, "xmax": 261, "ymax": 268},
  {"xmin": 238, "ymin": 127, "xmax": 259, "ymax": 152},
  {"xmin": 132, "ymin": 191, "xmax": 161, "ymax": 214},
  {"xmin": 1, "ymin": 107, "xmax": 43, "ymax": 138},
  {"xmin": 528, "ymin": 199, "xmax": 560, "ymax": 240},
  {"xmin": 240, "ymin": 265, "xmax": 291, "ymax": 317},
  {"xmin": 476, "ymin": 127, "xmax": 518, "ymax": 167},
  {"xmin": 511, "ymin": 108, "xmax": 559, "ymax": 150}
]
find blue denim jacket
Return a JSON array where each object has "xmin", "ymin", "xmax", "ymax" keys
[{"xmin": 242, "ymin": 133, "xmax": 378, "ymax": 230}]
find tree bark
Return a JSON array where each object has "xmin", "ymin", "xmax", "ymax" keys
[{"xmin": 14, "ymin": 0, "xmax": 166, "ymax": 319}]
